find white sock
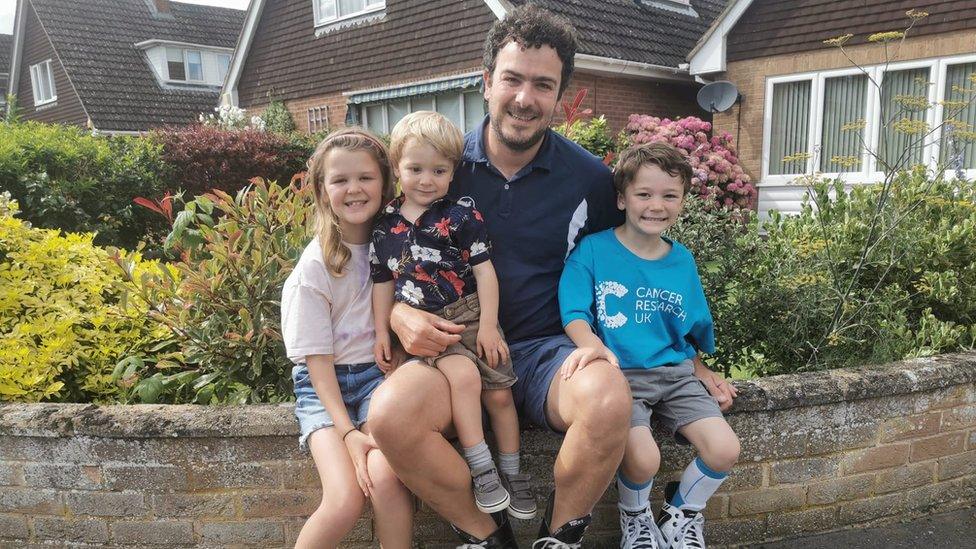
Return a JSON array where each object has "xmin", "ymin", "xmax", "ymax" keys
[
  {"xmin": 617, "ymin": 472, "xmax": 653, "ymax": 513},
  {"xmin": 670, "ymin": 457, "xmax": 728, "ymax": 511},
  {"xmin": 463, "ymin": 440, "xmax": 493, "ymax": 475}
]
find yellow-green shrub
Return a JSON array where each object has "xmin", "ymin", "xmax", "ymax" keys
[{"xmin": 0, "ymin": 194, "xmax": 174, "ymax": 402}]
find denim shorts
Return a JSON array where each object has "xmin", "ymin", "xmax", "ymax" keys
[
  {"xmin": 292, "ymin": 362, "xmax": 384, "ymax": 451},
  {"xmin": 509, "ymin": 333, "xmax": 577, "ymax": 433}
]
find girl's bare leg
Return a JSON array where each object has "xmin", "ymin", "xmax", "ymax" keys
[{"xmin": 295, "ymin": 427, "xmax": 366, "ymax": 549}]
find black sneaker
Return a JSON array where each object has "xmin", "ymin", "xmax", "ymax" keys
[
  {"xmin": 452, "ymin": 510, "xmax": 519, "ymax": 548},
  {"xmin": 532, "ymin": 491, "xmax": 591, "ymax": 548},
  {"xmin": 619, "ymin": 506, "xmax": 661, "ymax": 548}
]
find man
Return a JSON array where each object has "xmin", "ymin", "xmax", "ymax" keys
[{"xmin": 369, "ymin": 5, "xmax": 736, "ymax": 548}]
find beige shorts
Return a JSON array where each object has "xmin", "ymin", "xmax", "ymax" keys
[{"xmin": 423, "ymin": 293, "xmax": 517, "ymax": 390}]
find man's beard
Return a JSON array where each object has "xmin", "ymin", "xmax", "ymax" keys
[{"xmin": 490, "ymin": 111, "xmax": 552, "ymax": 152}]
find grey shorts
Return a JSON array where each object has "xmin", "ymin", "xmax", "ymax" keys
[{"xmin": 624, "ymin": 360, "xmax": 723, "ymax": 444}]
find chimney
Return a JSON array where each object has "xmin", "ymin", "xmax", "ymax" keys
[{"xmin": 144, "ymin": 0, "xmax": 173, "ymax": 17}]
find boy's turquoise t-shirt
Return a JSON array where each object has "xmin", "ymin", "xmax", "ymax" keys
[{"xmin": 558, "ymin": 228, "xmax": 715, "ymax": 369}]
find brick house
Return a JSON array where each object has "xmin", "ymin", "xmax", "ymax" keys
[
  {"xmin": 0, "ymin": 33, "xmax": 11, "ymax": 113},
  {"xmin": 222, "ymin": 0, "xmax": 729, "ymax": 136},
  {"xmin": 4, "ymin": 0, "xmax": 244, "ymax": 133},
  {"xmin": 689, "ymin": 0, "xmax": 976, "ymax": 215}
]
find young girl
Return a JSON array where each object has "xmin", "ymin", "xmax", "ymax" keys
[{"xmin": 281, "ymin": 128, "xmax": 414, "ymax": 548}]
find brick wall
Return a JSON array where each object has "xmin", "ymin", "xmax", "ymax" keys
[
  {"xmin": 1, "ymin": 353, "xmax": 973, "ymax": 548},
  {"xmin": 713, "ymin": 29, "xmax": 976, "ymax": 183}
]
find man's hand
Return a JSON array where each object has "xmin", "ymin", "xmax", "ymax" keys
[
  {"xmin": 560, "ymin": 345, "xmax": 618, "ymax": 380},
  {"xmin": 693, "ymin": 360, "xmax": 737, "ymax": 412},
  {"xmin": 476, "ymin": 325, "xmax": 510, "ymax": 369},
  {"xmin": 389, "ymin": 302, "xmax": 463, "ymax": 357}
]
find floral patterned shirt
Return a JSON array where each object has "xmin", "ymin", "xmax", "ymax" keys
[{"xmin": 369, "ymin": 195, "xmax": 491, "ymax": 312}]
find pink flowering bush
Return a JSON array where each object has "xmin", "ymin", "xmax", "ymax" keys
[{"xmin": 621, "ymin": 115, "xmax": 756, "ymax": 210}]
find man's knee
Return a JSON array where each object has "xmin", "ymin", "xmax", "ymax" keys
[
  {"xmin": 574, "ymin": 365, "xmax": 631, "ymax": 427},
  {"xmin": 368, "ymin": 376, "xmax": 423, "ymax": 443}
]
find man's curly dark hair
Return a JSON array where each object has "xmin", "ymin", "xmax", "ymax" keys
[{"xmin": 483, "ymin": 4, "xmax": 579, "ymax": 97}]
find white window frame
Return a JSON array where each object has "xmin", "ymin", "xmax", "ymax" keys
[
  {"xmin": 307, "ymin": 105, "xmax": 329, "ymax": 134},
  {"xmin": 313, "ymin": 0, "xmax": 385, "ymax": 27},
  {"xmin": 166, "ymin": 47, "xmax": 205, "ymax": 83},
  {"xmin": 761, "ymin": 52, "xmax": 976, "ymax": 186},
  {"xmin": 29, "ymin": 59, "xmax": 57, "ymax": 106},
  {"xmin": 359, "ymin": 90, "xmax": 484, "ymax": 135}
]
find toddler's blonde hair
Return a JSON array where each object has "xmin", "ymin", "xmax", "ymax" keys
[{"xmin": 388, "ymin": 111, "xmax": 464, "ymax": 167}]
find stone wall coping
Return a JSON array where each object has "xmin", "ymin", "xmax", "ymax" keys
[{"xmin": 1, "ymin": 352, "xmax": 973, "ymax": 439}]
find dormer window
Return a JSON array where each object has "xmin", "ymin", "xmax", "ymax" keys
[
  {"xmin": 138, "ymin": 41, "xmax": 234, "ymax": 87},
  {"xmin": 314, "ymin": 0, "xmax": 384, "ymax": 26},
  {"xmin": 167, "ymin": 47, "xmax": 204, "ymax": 82}
]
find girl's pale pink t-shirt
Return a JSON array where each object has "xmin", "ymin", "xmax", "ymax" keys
[{"xmin": 281, "ymin": 238, "xmax": 376, "ymax": 365}]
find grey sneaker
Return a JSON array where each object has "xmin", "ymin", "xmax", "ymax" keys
[
  {"xmin": 472, "ymin": 465, "xmax": 511, "ymax": 514},
  {"xmin": 502, "ymin": 472, "xmax": 537, "ymax": 519}
]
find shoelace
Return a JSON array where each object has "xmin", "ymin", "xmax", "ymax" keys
[
  {"xmin": 679, "ymin": 512, "xmax": 705, "ymax": 549},
  {"xmin": 457, "ymin": 544, "xmax": 488, "ymax": 548},
  {"xmin": 531, "ymin": 537, "xmax": 581, "ymax": 549},
  {"xmin": 623, "ymin": 513, "xmax": 659, "ymax": 549}
]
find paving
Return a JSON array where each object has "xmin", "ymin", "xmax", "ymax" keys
[{"xmin": 747, "ymin": 507, "xmax": 976, "ymax": 549}]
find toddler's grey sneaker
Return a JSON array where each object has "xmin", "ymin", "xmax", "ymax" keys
[
  {"xmin": 473, "ymin": 465, "xmax": 511, "ymax": 514},
  {"xmin": 502, "ymin": 472, "xmax": 537, "ymax": 519}
]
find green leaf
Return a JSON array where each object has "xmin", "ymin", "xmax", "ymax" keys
[{"xmin": 136, "ymin": 376, "xmax": 164, "ymax": 403}]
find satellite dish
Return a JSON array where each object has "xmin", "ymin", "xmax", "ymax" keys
[{"xmin": 697, "ymin": 81, "xmax": 740, "ymax": 113}]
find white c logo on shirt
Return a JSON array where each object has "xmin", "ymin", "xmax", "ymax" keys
[{"xmin": 596, "ymin": 281, "xmax": 628, "ymax": 329}]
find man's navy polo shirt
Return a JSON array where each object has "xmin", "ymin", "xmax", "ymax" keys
[{"xmin": 450, "ymin": 117, "xmax": 622, "ymax": 343}]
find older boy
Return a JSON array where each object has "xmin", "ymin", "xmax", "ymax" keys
[{"xmin": 558, "ymin": 143, "xmax": 740, "ymax": 549}]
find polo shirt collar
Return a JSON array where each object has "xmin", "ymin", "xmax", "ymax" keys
[{"xmin": 463, "ymin": 115, "xmax": 555, "ymax": 174}]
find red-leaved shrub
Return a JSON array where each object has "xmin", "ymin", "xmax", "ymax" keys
[{"xmin": 153, "ymin": 126, "xmax": 313, "ymax": 196}]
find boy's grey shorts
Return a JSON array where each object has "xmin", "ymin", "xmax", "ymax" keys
[{"xmin": 624, "ymin": 360, "xmax": 724, "ymax": 444}]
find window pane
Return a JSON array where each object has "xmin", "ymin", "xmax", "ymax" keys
[
  {"xmin": 365, "ymin": 104, "xmax": 385, "ymax": 134},
  {"xmin": 436, "ymin": 92, "xmax": 462, "ymax": 128},
  {"xmin": 217, "ymin": 54, "xmax": 231, "ymax": 83},
  {"xmin": 338, "ymin": 0, "xmax": 365, "ymax": 16},
  {"xmin": 941, "ymin": 62, "xmax": 976, "ymax": 170},
  {"xmin": 42, "ymin": 63, "xmax": 54, "ymax": 99},
  {"xmin": 187, "ymin": 51, "xmax": 203, "ymax": 81},
  {"xmin": 167, "ymin": 48, "xmax": 185, "ymax": 80},
  {"xmin": 820, "ymin": 74, "xmax": 868, "ymax": 172},
  {"xmin": 366, "ymin": 0, "xmax": 384, "ymax": 6},
  {"xmin": 769, "ymin": 80, "xmax": 811, "ymax": 175},
  {"xmin": 463, "ymin": 91, "xmax": 485, "ymax": 132},
  {"xmin": 388, "ymin": 99, "xmax": 409, "ymax": 129},
  {"xmin": 879, "ymin": 67, "xmax": 930, "ymax": 169},
  {"xmin": 30, "ymin": 65, "xmax": 40, "ymax": 102},
  {"xmin": 411, "ymin": 96, "xmax": 434, "ymax": 112},
  {"xmin": 317, "ymin": 0, "xmax": 336, "ymax": 20}
]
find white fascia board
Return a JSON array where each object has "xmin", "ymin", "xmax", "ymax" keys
[
  {"xmin": 221, "ymin": 0, "xmax": 266, "ymax": 107},
  {"xmin": 7, "ymin": 0, "xmax": 27, "ymax": 98},
  {"xmin": 575, "ymin": 53, "xmax": 692, "ymax": 83},
  {"xmin": 482, "ymin": 0, "xmax": 512, "ymax": 19},
  {"xmin": 134, "ymin": 39, "xmax": 234, "ymax": 53},
  {"xmin": 687, "ymin": 0, "xmax": 754, "ymax": 76}
]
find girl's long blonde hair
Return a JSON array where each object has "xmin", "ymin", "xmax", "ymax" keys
[{"xmin": 305, "ymin": 127, "xmax": 395, "ymax": 276}]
